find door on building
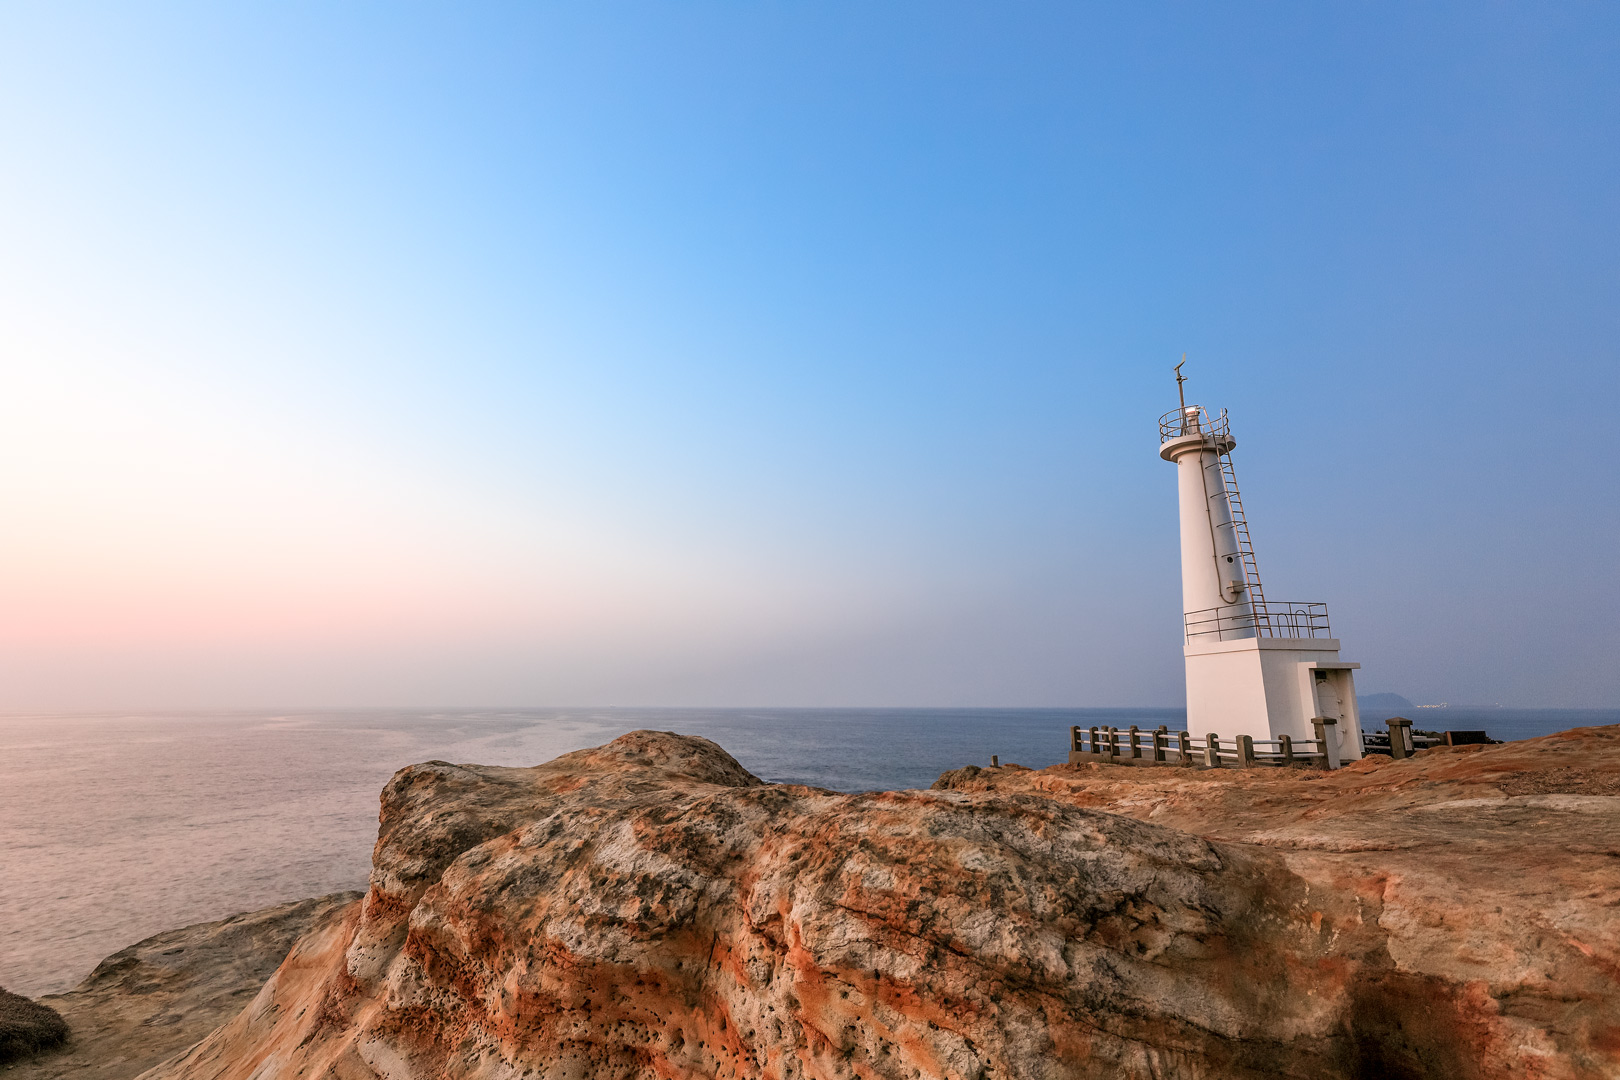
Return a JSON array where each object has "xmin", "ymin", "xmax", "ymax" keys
[{"xmin": 1315, "ymin": 672, "xmax": 1343, "ymax": 740}]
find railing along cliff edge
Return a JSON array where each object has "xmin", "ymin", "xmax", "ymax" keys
[{"xmin": 1068, "ymin": 719, "xmax": 1450, "ymax": 771}]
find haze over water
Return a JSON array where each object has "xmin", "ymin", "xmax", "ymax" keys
[
  {"xmin": 4, "ymin": 706, "xmax": 1612, "ymax": 999},
  {"xmin": 3, "ymin": 5, "xmax": 1617, "ymax": 715}
]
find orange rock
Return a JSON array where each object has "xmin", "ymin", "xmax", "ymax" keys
[
  {"xmin": 935, "ymin": 725, "xmax": 1620, "ymax": 1079},
  {"xmin": 153, "ymin": 728, "xmax": 1620, "ymax": 1080}
]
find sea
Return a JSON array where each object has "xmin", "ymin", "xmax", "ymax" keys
[{"xmin": 2, "ymin": 705, "xmax": 1614, "ymax": 999}]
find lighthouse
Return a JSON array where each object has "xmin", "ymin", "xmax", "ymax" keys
[{"xmin": 1159, "ymin": 363, "xmax": 1364, "ymax": 763}]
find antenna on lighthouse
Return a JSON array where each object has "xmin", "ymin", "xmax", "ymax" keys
[{"xmin": 1174, "ymin": 355, "xmax": 1188, "ymax": 414}]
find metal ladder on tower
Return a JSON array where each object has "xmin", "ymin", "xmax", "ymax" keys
[{"xmin": 1214, "ymin": 420, "xmax": 1270, "ymax": 634}]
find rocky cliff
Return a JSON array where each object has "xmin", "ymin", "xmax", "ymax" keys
[
  {"xmin": 935, "ymin": 726, "xmax": 1620, "ymax": 1078},
  {"xmin": 147, "ymin": 728, "xmax": 1619, "ymax": 1080}
]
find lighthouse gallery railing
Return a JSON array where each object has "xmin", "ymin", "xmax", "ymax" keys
[
  {"xmin": 1184, "ymin": 601, "xmax": 1332, "ymax": 641},
  {"xmin": 1159, "ymin": 405, "xmax": 1228, "ymax": 442}
]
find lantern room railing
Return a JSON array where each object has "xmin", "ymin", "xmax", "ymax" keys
[{"xmin": 1159, "ymin": 405, "xmax": 1229, "ymax": 443}]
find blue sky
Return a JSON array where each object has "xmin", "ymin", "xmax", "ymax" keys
[{"xmin": 0, "ymin": 3, "xmax": 1615, "ymax": 707}]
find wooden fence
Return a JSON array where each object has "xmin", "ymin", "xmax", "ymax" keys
[{"xmin": 1068, "ymin": 716, "xmax": 1458, "ymax": 771}]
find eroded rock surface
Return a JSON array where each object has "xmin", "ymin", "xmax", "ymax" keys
[
  {"xmin": 136, "ymin": 728, "xmax": 1620, "ymax": 1080},
  {"xmin": 936, "ymin": 725, "xmax": 1620, "ymax": 1078},
  {"xmin": 0, "ymin": 987, "xmax": 69, "ymax": 1063},
  {"xmin": 10, "ymin": 893, "xmax": 360, "ymax": 1080}
]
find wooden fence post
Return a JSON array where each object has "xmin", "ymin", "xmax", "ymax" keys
[
  {"xmin": 1387, "ymin": 717, "xmax": 1413, "ymax": 760},
  {"xmin": 1177, "ymin": 730, "xmax": 1192, "ymax": 765},
  {"xmin": 1204, "ymin": 734, "xmax": 1222, "ymax": 768},
  {"xmin": 1312, "ymin": 718, "xmax": 1340, "ymax": 769},
  {"xmin": 1279, "ymin": 733, "xmax": 1293, "ymax": 764},
  {"xmin": 1128, "ymin": 724, "xmax": 1141, "ymax": 759},
  {"xmin": 1238, "ymin": 734, "xmax": 1255, "ymax": 768}
]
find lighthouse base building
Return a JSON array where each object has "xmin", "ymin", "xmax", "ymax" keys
[
  {"xmin": 1184, "ymin": 636, "xmax": 1362, "ymax": 764},
  {"xmin": 1160, "ymin": 379, "xmax": 1364, "ymax": 764}
]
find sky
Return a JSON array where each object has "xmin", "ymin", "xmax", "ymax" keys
[{"xmin": 0, "ymin": 3, "xmax": 1615, "ymax": 708}]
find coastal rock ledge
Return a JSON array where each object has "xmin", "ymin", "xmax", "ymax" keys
[{"xmin": 152, "ymin": 728, "xmax": 1620, "ymax": 1080}]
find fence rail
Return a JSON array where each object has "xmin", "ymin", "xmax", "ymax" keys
[
  {"xmin": 1069, "ymin": 718, "xmax": 1490, "ymax": 770},
  {"xmin": 1068, "ymin": 724, "xmax": 1338, "ymax": 768}
]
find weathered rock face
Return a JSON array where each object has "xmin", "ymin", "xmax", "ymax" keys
[
  {"xmin": 935, "ymin": 726, "xmax": 1620, "ymax": 1079},
  {"xmin": 143, "ymin": 728, "xmax": 1620, "ymax": 1080},
  {"xmin": 12, "ymin": 893, "xmax": 360, "ymax": 1080}
]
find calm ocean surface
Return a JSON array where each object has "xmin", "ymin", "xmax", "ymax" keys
[{"xmin": 2, "ymin": 705, "xmax": 1614, "ymax": 998}]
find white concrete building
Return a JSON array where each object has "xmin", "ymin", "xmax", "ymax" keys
[{"xmin": 1159, "ymin": 367, "xmax": 1363, "ymax": 763}]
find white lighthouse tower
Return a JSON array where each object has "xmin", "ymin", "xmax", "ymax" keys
[{"xmin": 1160, "ymin": 363, "xmax": 1364, "ymax": 763}]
